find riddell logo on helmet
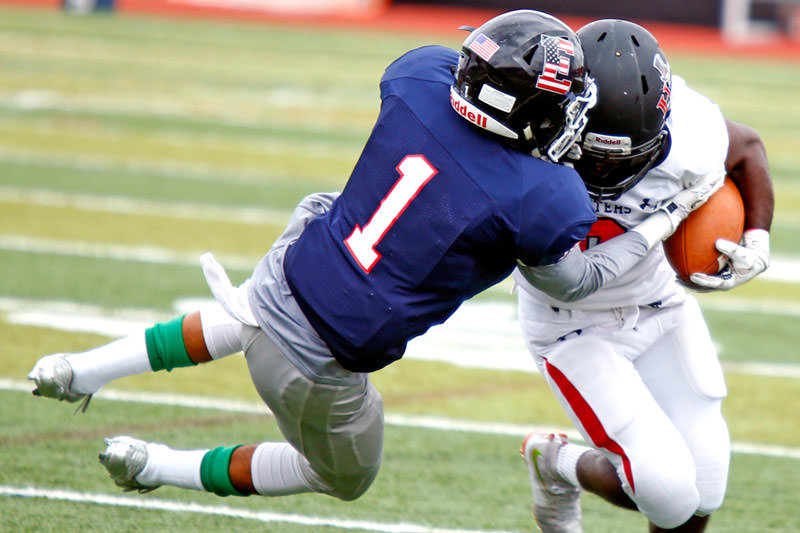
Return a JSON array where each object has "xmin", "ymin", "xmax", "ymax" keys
[
  {"xmin": 449, "ymin": 86, "xmax": 518, "ymax": 139},
  {"xmin": 595, "ymin": 137, "xmax": 622, "ymax": 146},
  {"xmin": 450, "ymin": 91, "xmax": 488, "ymax": 129},
  {"xmin": 585, "ymin": 133, "xmax": 632, "ymax": 154}
]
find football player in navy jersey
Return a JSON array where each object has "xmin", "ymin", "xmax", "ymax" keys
[
  {"xmin": 28, "ymin": 11, "xmax": 721, "ymax": 505},
  {"xmin": 516, "ymin": 20, "xmax": 773, "ymax": 533}
]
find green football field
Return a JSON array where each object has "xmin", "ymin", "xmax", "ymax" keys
[{"xmin": 1, "ymin": 5, "xmax": 799, "ymax": 532}]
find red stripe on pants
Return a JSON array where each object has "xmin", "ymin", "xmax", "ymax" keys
[{"xmin": 545, "ymin": 359, "xmax": 636, "ymax": 493}]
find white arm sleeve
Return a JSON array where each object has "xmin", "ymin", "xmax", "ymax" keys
[{"xmin": 516, "ymin": 231, "xmax": 650, "ymax": 302}]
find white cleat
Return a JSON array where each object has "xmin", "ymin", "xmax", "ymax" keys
[
  {"xmin": 27, "ymin": 354, "xmax": 92, "ymax": 412},
  {"xmin": 99, "ymin": 436, "xmax": 160, "ymax": 493},
  {"xmin": 521, "ymin": 432, "xmax": 582, "ymax": 533}
]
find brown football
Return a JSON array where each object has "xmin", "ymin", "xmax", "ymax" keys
[{"xmin": 663, "ymin": 177, "xmax": 745, "ymax": 286}]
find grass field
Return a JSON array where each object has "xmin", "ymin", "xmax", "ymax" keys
[{"xmin": 1, "ymin": 5, "xmax": 800, "ymax": 532}]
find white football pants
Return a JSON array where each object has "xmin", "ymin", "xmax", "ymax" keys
[{"xmin": 518, "ymin": 294, "xmax": 730, "ymax": 529}]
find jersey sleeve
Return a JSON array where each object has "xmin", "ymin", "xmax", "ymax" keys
[
  {"xmin": 517, "ymin": 230, "xmax": 650, "ymax": 302},
  {"xmin": 515, "ymin": 164, "xmax": 596, "ymax": 266},
  {"xmin": 381, "ymin": 46, "xmax": 459, "ymax": 97}
]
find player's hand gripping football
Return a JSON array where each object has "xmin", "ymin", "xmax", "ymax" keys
[{"xmin": 689, "ymin": 229, "xmax": 770, "ymax": 290}]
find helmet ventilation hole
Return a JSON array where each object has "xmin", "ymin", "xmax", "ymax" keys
[
  {"xmin": 523, "ymin": 45, "xmax": 539, "ymax": 65},
  {"xmin": 641, "ymin": 75, "xmax": 649, "ymax": 94},
  {"xmin": 597, "ymin": 32, "xmax": 607, "ymax": 42},
  {"xmin": 630, "ymin": 35, "xmax": 640, "ymax": 47}
]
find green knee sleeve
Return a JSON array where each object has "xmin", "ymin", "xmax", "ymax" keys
[
  {"xmin": 145, "ymin": 315, "xmax": 194, "ymax": 372},
  {"xmin": 200, "ymin": 445, "xmax": 244, "ymax": 497}
]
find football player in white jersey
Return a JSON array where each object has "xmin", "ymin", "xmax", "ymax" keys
[{"xmin": 516, "ymin": 20, "xmax": 773, "ymax": 533}]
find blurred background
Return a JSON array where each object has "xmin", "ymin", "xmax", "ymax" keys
[
  {"xmin": 53, "ymin": 0, "xmax": 800, "ymax": 41},
  {"xmin": 1, "ymin": 1, "xmax": 798, "ymax": 532}
]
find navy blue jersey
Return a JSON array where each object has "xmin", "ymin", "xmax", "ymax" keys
[{"xmin": 284, "ymin": 46, "xmax": 595, "ymax": 372}]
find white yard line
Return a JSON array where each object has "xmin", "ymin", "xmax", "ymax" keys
[
  {"xmin": 1, "ymin": 378, "xmax": 799, "ymax": 460},
  {"xmin": 2, "ymin": 231, "xmax": 800, "ymax": 308},
  {"xmin": 0, "ymin": 485, "xmax": 511, "ymax": 533},
  {"xmin": 0, "ymin": 146, "xmax": 293, "ymax": 185},
  {"xmin": 0, "ymin": 234, "xmax": 259, "ymax": 271},
  {"xmin": 3, "ymin": 294, "xmax": 800, "ymax": 378},
  {"xmin": 3, "ymin": 87, "xmax": 375, "ymax": 122},
  {"xmin": 0, "ymin": 186, "xmax": 292, "ymax": 226},
  {"xmin": 4, "ymin": 194, "xmax": 800, "ymax": 280},
  {"xmin": 0, "ymin": 233, "xmax": 515, "ymax": 296}
]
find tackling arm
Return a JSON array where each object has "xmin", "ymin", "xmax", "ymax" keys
[
  {"xmin": 519, "ymin": 171, "xmax": 725, "ymax": 301},
  {"xmin": 517, "ymin": 232, "xmax": 649, "ymax": 302}
]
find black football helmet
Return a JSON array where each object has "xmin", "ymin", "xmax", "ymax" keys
[
  {"xmin": 572, "ymin": 19, "xmax": 672, "ymax": 200},
  {"xmin": 451, "ymin": 10, "xmax": 597, "ymax": 162}
]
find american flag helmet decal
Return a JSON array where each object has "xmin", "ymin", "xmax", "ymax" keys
[
  {"xmin": 468, "ymin": 33, "xmax": 500, "ymax": 62},
  {"xmin": 535, "ymin": 35, "xmax": 575, "ymax": 95}
]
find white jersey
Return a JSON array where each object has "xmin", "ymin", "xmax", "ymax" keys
[{"xmin": 514, "ymin": 76, "xmax": 729, "ymax": 310}]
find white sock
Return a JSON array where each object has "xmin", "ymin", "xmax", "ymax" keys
[
  {"xmin": 66, "ymin": 334, "xmax": 152, "ymax": 394},
  {"xmin": 556, "ymin": 443, "xmax": 591, "ymax": 488},
  {"xmin": 199, "ymin": 304, "xmax": 244, "ymax": 360},
  {"xmin": 251, "ymin": 442, "xmax": 315, "ymax": 496},
  {"xmin": 136, "ymin": 443, "xmax": 207, "ymax": 491}
]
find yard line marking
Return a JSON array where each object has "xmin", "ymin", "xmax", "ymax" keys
[
  {"xmin": 0, "ymin": 234, "xmax": 512, "ymax": 296},
  {"xmin": 2, "ymin": 379, "xmax": 799, "ymax": 460},
  {"xmin": 698, "ymin": 295, "xmax": 800, "ymax": 316},
  {"xmin": 3, "ymin": 294, "xmax": 800, "ymax": 378},
  {"xmin": 4, "ymin": 181, "xmax": 800, "ymax": 283},
  {"xmin": 4, "ymin": 87, "xmax": 376, "ymax": 122},
  {"xmin": 723, "ymin": 361, "xmax": 800, "ymax": 378},
  {"xmin": 3, "ymin": 234, "xmax": 800, "ymax": 309},
  {"xmin": 0, "ymin": 234, "xmax": 258, "ymax": 271},
  {"xmin": 2, "ymin": 91, "xmax": 369, "ymax": 152},
  {"xmin": 0, "ymin": 146, "xmax": 311, "ymax": 185},
  {"xmin": 0, "ymin": 485, "xmax": 511, "ymax": 533},
  {"xmin": 3, "ymin": 230, "xmax": 800, "ymax": 285},
  {"xmin": 0, "ymin": 186, "xmax": 292, "ymax": 226}
]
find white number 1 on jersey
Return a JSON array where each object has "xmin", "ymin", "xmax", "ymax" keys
[{"xmin": 344, "ymin": 154, "xmax": 438, "ymax": 272}]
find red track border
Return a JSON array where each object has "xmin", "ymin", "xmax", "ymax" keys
[{"xmin": 4, "ymin": 0, "xmax": 800, "ymax": 59}]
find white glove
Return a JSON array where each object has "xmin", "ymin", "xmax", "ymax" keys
[
  {"xmin": 689, "ymin": 229, "xmax": 770, "ymax": 290},
  {"xmin": 633, "ymin": 170, "xmax": 727, "ymax": 249}
]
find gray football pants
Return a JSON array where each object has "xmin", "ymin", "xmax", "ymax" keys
[
  {"xmin": 203, "ymin": 192, "xmax": 384, "ymax": 501},
  {"xmin": 240, "ymin": 308, "xmax": 384, "ymax": 501}
]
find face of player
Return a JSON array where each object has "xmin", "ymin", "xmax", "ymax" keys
[{"xmin": 574, "ymin": 129, "xmax": 669, "ymax": 200}]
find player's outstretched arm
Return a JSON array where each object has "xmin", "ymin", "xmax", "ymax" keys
[
  {"xmin": 518, "ymin": 171, "xmax": 725, "ymax": 301},
  {"xmin": 690, "ymin": 120, "xmax": 772, "ymax": 290}
]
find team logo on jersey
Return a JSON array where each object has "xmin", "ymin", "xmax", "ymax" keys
[
  {"xmin": 653, "ymin": 54, "xmax": 671, "ymax": 117},
  {"xmin": 639, "ymin": 198, "xmax": 656, "ymax": 210},
  {"xmin": 536, "ymin": 35, "xmax": 575, "ymax": 95}
]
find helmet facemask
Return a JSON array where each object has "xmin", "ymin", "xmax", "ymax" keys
[
  {"xmin": 574, "ymin": 127, "xmax": 669, "ymax": 200},
  {"xmin": 544, "ymin": 77, "xmax": 597, "ymax": 162}
]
